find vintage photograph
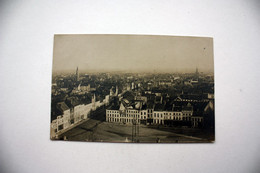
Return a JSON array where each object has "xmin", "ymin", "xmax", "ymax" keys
[{"xmin": 50, "ymin": 34, "xmax": 215, "ymax": 143}]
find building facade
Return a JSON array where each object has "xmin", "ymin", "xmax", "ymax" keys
[
  {"xmin": 106, "ymin": 100, "xmax": 212, "ymax": 127},
  {"xmin": 51, "ymin": 97, "xmax": 105, "ymax": 138}
]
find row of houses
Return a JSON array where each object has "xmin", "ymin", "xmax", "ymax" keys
[
  {"xmin": 106, "ymin": 94, "xmax": 214, "ymax": 127},
  {"xmin": 50, "ymin": 94, "xmax": 109, "ymax": 139}
]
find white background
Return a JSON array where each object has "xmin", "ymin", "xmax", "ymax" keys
[{"xmin": 0, "ymin": 0, "xmax": 260, "ymax": 173}]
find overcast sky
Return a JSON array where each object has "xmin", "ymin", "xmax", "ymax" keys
[{"xmin": 53, "ymin": 34, "xmax": 214, "ymax": 73}]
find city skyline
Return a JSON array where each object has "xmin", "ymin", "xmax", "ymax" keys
[
  {"xmin": 51, "ymin": 34, "xmax": 215, "ymax": 143},
  {"xmin": 53, "ymin": 35, "xmax": 214, "ymax": 73}
]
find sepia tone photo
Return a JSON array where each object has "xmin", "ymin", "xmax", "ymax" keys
[{"xmin": 50, "ymin": 34, "xmax": 215, "ymax": 143}]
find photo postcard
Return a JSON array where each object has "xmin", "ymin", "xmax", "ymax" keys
[{"xmin": 50, "ymin": 34, "xmax": 215, "ymax": 143}]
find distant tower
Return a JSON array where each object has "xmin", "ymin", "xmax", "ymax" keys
[
  {"xmin": 110, "ymin": 87, "xmax": 114, "ymax": 96},
  {"xmin": 76, "ymin": 67, "xmax": 79, "ymax": 81},
  {"xmin": 92, "ymin": 94, "xmax": 96, "ymax": 111},
  {"xmin": 195, "ymin": 67, "xmax": 199, "ymax": 75},
  {"xmin": 77, "ymin": 81, "xmax": 82, "ymax": 91},
  {"xmin": 115, "ymin": 86, "xmax": 118, "ymax": 96},
  {"xmin": 132, "ymin": 82, "xmax": 135, "ymax": 90}
]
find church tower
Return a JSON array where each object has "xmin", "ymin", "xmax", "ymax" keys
[
  {"xmin": 76, "ymin": 67, "xmax": 79, "ymax": 81},
  {"xmin": 195, "ymin": 67, "xmax": 199, "ymax": 79},
  {"xmin": 92, "ymin": 94, "xmax": 96, "ymax": 111}
]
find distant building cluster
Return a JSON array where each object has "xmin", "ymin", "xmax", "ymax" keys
[
  {"xmin": 105, "ymin": 66, "xmax": 214, "ymax": 128},
  {"xmin": 51, "ymin": 66, "xmax": 215, "ymax": 139}
]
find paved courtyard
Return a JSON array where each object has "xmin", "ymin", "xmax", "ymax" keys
[{"xmin": 59, "ymin": 118, "xmax": 214, "ymax": 143}]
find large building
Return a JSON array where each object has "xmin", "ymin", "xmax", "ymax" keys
[{"xmin": 106, "ymin": 91, "xmax": 214, "ymax": 127}]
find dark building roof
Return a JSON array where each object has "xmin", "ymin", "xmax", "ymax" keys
[
  {"xmin": 122, "ymin": 91, "xmax": 135, "ymax": 102},
  {"xmin": 165, "ymin": 102, "xmax": 173, "ymax": 111},
  {"xmin": 180, "ymin": 94, "xmax": 203, "ymax": 100},
  {"xmin": 121, "ymin": 99, "xmax": 130, "ymax": 107},
  {"xmin": 173, "ymin": 106, "xmax": 182, "ymax": 112},
  {"xmin": 182, "ymin": 106, "xmax": 193, "ymax": 111},
  {"xmin": 56, "ymin": 102, "xmax": 70, "ymax": 112},
  {"xmin": 155, "ymin": 96, "xmax": 161, "ymax": 102},
  {"xmin": 51, "ymin": 107, "xmax": 62, "ymax": 122},
  {"xmin": 110, "ymin": 105, "xmax": 120, "ymax": 110},
  {"xmin": 154, "ymin": 103, "xmax": 165, "ymax": 111},
  {"xmin": 147, "ymin": 100, "xmax": 155, "ymax": 109},
  {"xmin": 146, "ymin": 94, "xmax": 156, "ymax": 101},
  {"xmin": 182, "ymin": 103, "xmax": 193, "ymax": 111},
  {"xmin": 141, "ymin": 103, "xmax": 147, "ymax": 110},
  {"xmin": 65, "ymin": 97, "xmax": 80, "ymax": 108},
  {"xmin": 192, "ymin": 102, "xmax": 209, "ymax": 112}
]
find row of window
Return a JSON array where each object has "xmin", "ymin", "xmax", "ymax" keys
[
  {"xmin": 107, "ymin": 113, "xmax": 192, "ymax": 119},
  {"xmin": 147, "ymin": 109, "xmax": 153, "ymax": 113},
  {"xmin": 107, "ymin": 114, "xmax": 139, "ymax": 118},
  {"xmin": 108, "ymin": 110, "xmax": 148, "ymax": 115},
  {"xmin": 107, "ymin": 114, "xmax": 148, "ymax": 119},
  {"xmin": 107, "ymin": 117, "xmax": 196, "ymax": 124},
  {"xmin": 140, "ymin": 112, "xmax": 146, "ymax": 115},
  {"xmin": 107, "ymin": 110, "xmax": 191, "ymax": 116},
  {"xmin": 126, "ymin": 110, "xmax": 138, "ymax": 113},
  {"xmin": 107, "ymin": 110, "xmax": 120, "ymax": 114},
  {"xmin": 154, "ymin": 112, "xmax": 182, "ymax": 116},
  {"xmin": 107, "ymin": 115, "xmax": 194, "ymax": 121},
  {"xmin": 107, "ymin": 118, "xmax": 140, "ymax": 123}
]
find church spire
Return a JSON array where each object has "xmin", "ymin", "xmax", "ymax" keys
[{"xmin": 76, "ymin": 66, "xmax": 79, "ymax": 81}]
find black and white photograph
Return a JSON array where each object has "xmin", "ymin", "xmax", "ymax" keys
[{"xmin": 51, "ymin": 34, "xmax": 214, "ymax": 143}]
